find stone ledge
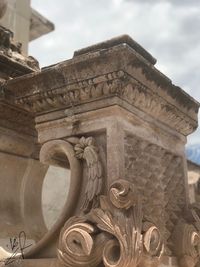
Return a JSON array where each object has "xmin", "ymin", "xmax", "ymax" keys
[
  {"xmin": 73, "ymin": 34, "xmax": 157, "ymax": 65},
  {"xmin": 4, "ymin": 35, "xmax": 200, "ymax": 136}
]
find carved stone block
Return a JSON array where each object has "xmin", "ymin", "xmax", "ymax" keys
[{"xmin": 0, "ymin": 34, "xmax": 199, "ymax": 267}]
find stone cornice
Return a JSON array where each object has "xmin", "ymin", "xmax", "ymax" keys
[
  {"xmin": 9, "ymin": 70, "xmax": 196, "ymax": 136},
  {"xmin": 74, "ymin": 34, "xmax": 157, "ymax": 65},
  {"xmin": 4, "ymin": 35, "xmax": 199, "ymax": 136}
]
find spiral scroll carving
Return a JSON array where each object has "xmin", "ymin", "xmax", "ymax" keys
[
  {"xmin": 57, "ymin": 179, "xmax": 163, "ymax": 267},
  {"xmin": 143, "ymin": 224, "xmax": 162, "ymax": 256},
  {"xmin": 58, "ymin": 217, "xmax": 108, "ymax": 267},
  {"xmin": 173, "ymin": 222, "xmax": 200, "ymax": 267},
  {"xmin": 109, "ymin": 179, "xmax": 138, "ymax": 209}
]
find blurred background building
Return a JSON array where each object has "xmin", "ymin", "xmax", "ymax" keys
[
  {"xmin": 0, "ymin": 0, "xmax": 54, "ymax": 54},
  {"xmin": 187, "ymin": 146, "xmax": 200, "ymax": 204},
  {"xmin": 0, "ymin": 0, "xmax": 70, "ymax": 233}
]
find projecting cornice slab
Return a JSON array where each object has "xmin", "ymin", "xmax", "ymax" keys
[{"xmin": 5, "ymin": 35, "xmax": 200, "ymax": 136}]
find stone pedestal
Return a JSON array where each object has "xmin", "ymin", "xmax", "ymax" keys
[{"xmin": 1, "ymin": 35, "xmax": 200, "ymax": 267}]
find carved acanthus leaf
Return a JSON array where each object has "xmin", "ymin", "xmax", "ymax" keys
[
  {"xmin": 89, "ymin": 195, "xmax": 143, "ymax": 267},
  {"xmin": 57, "ymin": 179, "xmax": 163, "ymax": 267}
]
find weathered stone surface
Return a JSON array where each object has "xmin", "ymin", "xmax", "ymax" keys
[
  {"xmin": 5, "ymin": 35, "xmax": 199, "ymax": 136},
  {"xmin": 124, "ymin": 134, "xmax": 186, "ymax": 254},
  {"xmin": 73, "ymin": 34, "xmax": 157, "ymax": 64},
  {"xmin": 0, "ymin": 26, "xmax": 46, "ymax": 264},
  {"xmin": 0, "ymin": 25, "xmax": 39, "ymax": 81},
  {"xmin": 0, "ymin": 26, "xmax": 39, "ymax": 145},
  {"xmin": 0, "ymin": 35, "xmax": 200, "ymax": 267}
]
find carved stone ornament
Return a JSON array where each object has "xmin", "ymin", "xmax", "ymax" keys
[
  {"xmin": 57, "ymin": 178, "xmax": 163, "ymax": 267},
  {"xmin": 14, "ymin": 70, "xmax": 197, "ymax": 135},
  {"xmin": 10, "ymin": 34, "xmax": 199, "ymax": 137},
  {"xmin": 172, "ymin": 207, "xmax": 200, "ymax": 267},
  {"xmin": 67, "ymin": 136, "xmax": 103, "ymax": 212}
]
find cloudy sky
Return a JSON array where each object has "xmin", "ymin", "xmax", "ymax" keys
[{"xmin": 30, "ymin": 0, "xmax": 200, "ymax": 145}]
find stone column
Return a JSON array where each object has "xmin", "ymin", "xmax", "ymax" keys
[{"xmin": 4, "ymin": 35, "xmax": 200, "ymax": 267}]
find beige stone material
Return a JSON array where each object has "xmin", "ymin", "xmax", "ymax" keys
[
  {"xmin": 30, "ymin": 8, "xmax": 55, "ymax": 42},
  {"xmin": 0, "ymin": 0, "xmax": 31, "ymax": 54},
  {"xmin": 0, "ymin": 33, "xmax": 200, "ymax": 267},
  {"xmin": 0, "ymin": 0, "xmax": 7, "ymax": 19},
  {"xmin": 0, "ymin": 0, "xmax": 54, "ymax": 54},
  {"xmin": 8, "ymin": 35, "xmax": 199, "ymax": 136}
]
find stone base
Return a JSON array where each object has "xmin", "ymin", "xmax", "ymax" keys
[{"xmin": 1, "ymin": 257, "xmax": 179, "ymax": 267}]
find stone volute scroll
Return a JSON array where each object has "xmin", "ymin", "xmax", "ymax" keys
[
  {"xmin": 23, "ymin": 135, "xmax": 104, "ymax": 259},
  {"xmin": 23, "ymin": 139, "xmax": 83, "ymax": 258},
  {"xmin": 57, "ymin": 179, "xmax": 163, "ymax": 267},
  {"xmin": 1, "ymin": 34, "xmax": 200, "ymax": 267},
  {"xmin": 172, "ymin": 206, "xmax": 200, "ymax": 267}
]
